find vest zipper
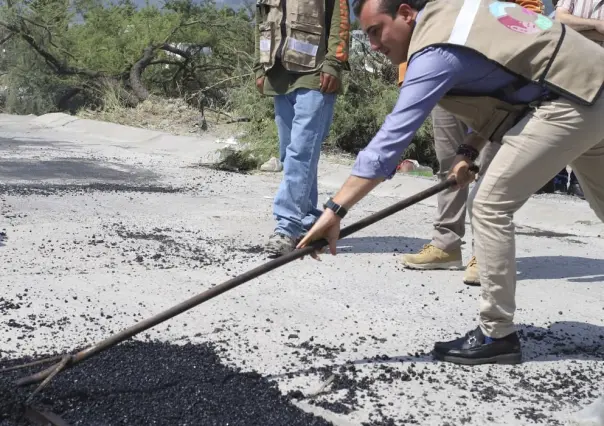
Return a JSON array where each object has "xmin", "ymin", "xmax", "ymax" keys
[{"xmin": 276, "ymin": 1, "xmax": 287, "ymax": 60}]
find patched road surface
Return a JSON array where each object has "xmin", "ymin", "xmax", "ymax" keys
[{"xmin": 1, "ymin": 114, "xmax": 603, "ymax": 425}]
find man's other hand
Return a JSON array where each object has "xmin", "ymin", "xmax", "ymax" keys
[
  {"xmin": 320, "ymin": 72, "xmax": 340, "ymax": 93},
  {"xmin": 256, "ymin": 77, "xmax": 265, "ymax": 94},
  {"xmin": 449, "ymin": 155, "xmax": 477, "ymax": 189}
]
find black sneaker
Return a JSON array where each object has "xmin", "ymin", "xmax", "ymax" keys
[
  {"xmin": 432, "ymin": 326, "xmax": 522, "ymax": 365},
  {"xmin": 554, "ymin": 182, "xmax": 567, "ymax": 193},
  {"xmin": 568, "ymin": 183, "xmax": 585, "ymax": 199},
  {"xmin": 536, "ymin": 179, "xmax": 555, "ymax": 194}
]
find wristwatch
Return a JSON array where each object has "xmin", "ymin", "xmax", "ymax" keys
[{"xmin": 324, "ymin": 197, "xmax": 347, "ymax": 219}]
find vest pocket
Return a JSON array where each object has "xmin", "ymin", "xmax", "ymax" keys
[
  {"xmin": 256, "ymin": 0, "xmax": 280, "ymax": 6},
  {"xmin": 282, "ymin": 21, "xmax": 323, "ymax": 69},
  {"xmin": 258, "ymin": 22, "xmax": 275, "ymax": 65},
  {"xmin": 295, "ymin": 2, "xmax": 321, "ymax": 26}
]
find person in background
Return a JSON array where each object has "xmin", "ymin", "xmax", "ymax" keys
[
  {"xmin": 553, "ymin": 0, "xmax": 603, "ymax": 199},
  {"xmin": 550, "ymin": 168, "xmax": 584, "ymax": 197},
  {"xmin": 536, "ymin": 0, "xmax": 600, "ymax": 198},
  {"xmin": 396, "ymin": 0, "xmax": 544, "ymax": 286},
  {"xmin": 254, "ymin": 0, "xmax": 351, "ymax": 257}
]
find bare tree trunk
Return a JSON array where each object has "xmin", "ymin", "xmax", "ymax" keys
[{"xmin": 129, "ymin": 45, "xmax": 156, "ymax": 102}]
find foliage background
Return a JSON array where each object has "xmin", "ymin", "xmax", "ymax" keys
[{"xmin": 0, "ymin": 0, "xmax": 436, "ymax": 170}]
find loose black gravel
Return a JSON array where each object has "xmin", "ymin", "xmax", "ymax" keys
[
  {"xmin": 278, "ymin": 324, "xmax": 604, "ymax": 425},
  {"xmin": 0, "ymin": 183, "xmax": 182, "ymax": 197},
  {"xmin": 2, "ymin": 158, "xmax": 603, "ymax": 425},
  {"xmin": 0, "ymin": 341, "xmax": 332, "ymax": 426}
]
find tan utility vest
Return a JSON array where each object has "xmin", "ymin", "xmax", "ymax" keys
[
  {"xmin": 408, "ymin": 0, "xmax": 604, "ymax": 142},
  {"xmin": 256, "ymin": 0, "xmax": 329, "ymax": 73}
]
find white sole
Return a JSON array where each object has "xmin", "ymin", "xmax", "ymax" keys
[{"xmin": 402, "ymin": 260, "xmax": 463, "ymax": 270}]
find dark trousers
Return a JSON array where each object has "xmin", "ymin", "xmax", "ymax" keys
[{"xmin": 554, "ymin": 168, "xmax": 579, "ymax": 186}]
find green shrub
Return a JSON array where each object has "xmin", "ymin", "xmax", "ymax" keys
[{"xmin": 226, "ymin": 79, "xmax": 279, "ymax": 163}]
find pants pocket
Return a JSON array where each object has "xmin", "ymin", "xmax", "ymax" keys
[
  {"xmin": 488, "ymin": 108, "xmax": 527, "ymax": 143},
  {"xmin": 283, "ymin": 21, "xmax": 323, "ymax": 69}
]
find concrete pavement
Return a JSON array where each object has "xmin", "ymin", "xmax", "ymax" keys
[{"xmin": 1, "ymin": 113, "xmax": 603, "ymax": 425}]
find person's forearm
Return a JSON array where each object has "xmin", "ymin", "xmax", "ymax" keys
[
  {"xmin": 332, "ymin": 176, "xmax": 384, "ymax": 210},
  {"xmin": 253, "ymin": 16, "xmax": 264, "ymax": 78},
  {"xmin": 323, "ymin": 0, "xmax": 350, "ymax": 78},
  {"xmin": 580, "ymin": 29, "xmax": 604, "ymax": 41},
  {"xmin": 555, "ymin": 9, "xmax": 599, "ymax": 31}
]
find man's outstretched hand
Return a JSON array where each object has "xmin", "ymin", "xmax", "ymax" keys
[
  {"xmin": 297, "ymin": 175, "xmax": 382, "ymax": 259},
  {"xmin": 296, "ymin": 208, "xmax": 341, "ymax": 260}
]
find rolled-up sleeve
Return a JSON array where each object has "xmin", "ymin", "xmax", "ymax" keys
[{"xmin": 351, "ymin": 47, "xmax": 463, "ymax": 180}]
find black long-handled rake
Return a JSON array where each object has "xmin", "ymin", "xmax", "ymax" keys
[{"xmin": 1, "ymin": 176, "xmax": 464, "ymax": 402}]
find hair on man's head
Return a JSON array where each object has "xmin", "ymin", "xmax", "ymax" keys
[{"xmin": 352, "ymin": 0, "xmax": 429, "ymax": 18}]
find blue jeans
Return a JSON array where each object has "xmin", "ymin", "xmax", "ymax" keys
[{"xmin": 273, "ymin": 88, "xmax": 336, "ymax": 238}]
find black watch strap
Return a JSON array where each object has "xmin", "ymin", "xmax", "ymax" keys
[{"xmin": 324, "ymin": 198, "xmax": 347, "ymax": 218}]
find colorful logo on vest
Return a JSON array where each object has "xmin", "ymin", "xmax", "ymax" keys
[{"xmin": 489, "ymin": 2, "xmax": 553, "ymax": 34}]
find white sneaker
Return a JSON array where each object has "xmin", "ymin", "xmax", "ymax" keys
[{"xmin": 260, "ymin": 157, "xmax": 283, "ymax": 172}]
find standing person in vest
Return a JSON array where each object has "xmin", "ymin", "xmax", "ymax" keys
[
  {"xmin": 254, "ymin": 0, "xmax": 351, "ymax": 257},
  {"xmin": 553, "ymin": 0, "xmax": 604, "ymax": 196},
  {"xmin": 395, "ymin": 0, "xmax": 543, "ymax": 286},
  {"xmin": 298, "ymin": 0, "xmax": 604, "ymax": 365},
  {"xmin": 556, "ymin": 0, "xmax": 604, "ymax": 46},
  {"xmin": 535, "ymin": 0, "xmax": 588, "ymax": 197}
]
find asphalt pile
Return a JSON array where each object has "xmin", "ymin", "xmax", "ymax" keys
[{"xmin": 0, "ymin": 341, "xmax": 332, "ymax": 426}]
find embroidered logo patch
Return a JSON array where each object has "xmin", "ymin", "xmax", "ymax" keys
[{"xmin": 489, "ymin": 2, "xmax": 553, "ymax": 34}]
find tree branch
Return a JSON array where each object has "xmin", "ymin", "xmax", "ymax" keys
[
  {"xmin": 129, "ymin": 45, "xmax": 157, "ymax": 101},
  {"xmin": 21, "ymin": 16, "xmax": 79, "ymax": 62},
  {"xmin": 0, "ymin": 32, "xmax": 13, "ymax": 46},
  {"xmin": 197, "ymin": 72, "xmax": 252, "ymax": 93},
  {"xmin": 192, "ymin": 64, "xmax": 235, "ymax": 73},
  {"xmin": 159, "ymin": 43, "xmax": 191, "ymax": 59},
  {"xmin": 0, "ymin": 19, "xmax": 101, "ymax": 77},
  {"xmin": 162, "ymin": 19, "xmax": 205, "ymax": 44},
  {"xmin": 149, "ymin": 59, "xmax": 185, "ymax": 67}
]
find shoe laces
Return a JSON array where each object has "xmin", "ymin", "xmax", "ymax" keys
[
  {"xmin": 419, "ymin": 244, "xmax": 438, "ymax": 254},
  {"xmin": 467, "ymin": 256, "xmax": 477, "ymax": 268}
]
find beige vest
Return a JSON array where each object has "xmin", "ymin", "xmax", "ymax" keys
[
  {"xmin": 256, "ymin": 0, "xmax": 328, "ymax": 73},
  {"xmin": 408, "ymin": 0, "xmax": 604, "ymax": 142}
]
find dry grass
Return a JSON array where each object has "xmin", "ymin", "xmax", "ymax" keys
[
  {"xmin": 77, "ymin": 97, "xmax": 204, "ymax": 135},
  {"xmin": 75, "ymin": 84, "xmax": 262, "ymax": 171},
  {"xmin": 76, "ymin": 85, "xmax": 239, "ymax": 137}
]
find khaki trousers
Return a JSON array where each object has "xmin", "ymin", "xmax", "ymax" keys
[
  {"xmin": 468, "ymin": 96, "xmax": 604, "ymax": 338},
  {"xmin": 431, "ymin": 105, "xmax": 501, "ymax": 251}
]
